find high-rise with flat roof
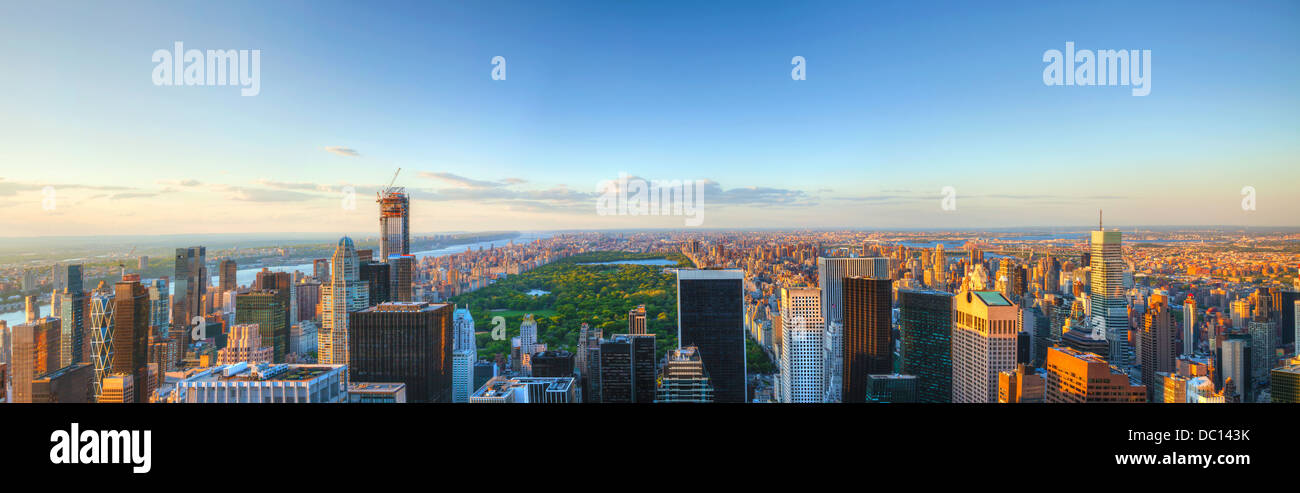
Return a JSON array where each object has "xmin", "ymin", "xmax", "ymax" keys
[
  {"xmin": 817, "ymin": 256, "xmax": 889, "ymax": 403},
  {"xmin": 656, "ymin": 346, "xmax": 714, "ymax": 403},
  {"xmin": 779, "ymin": 286, "xmax": 823, "ymax": 403},
  {"xmin": 58, "ymin": 264, "xmax": 85, "ymax": 367},
  {"xmin": 112, "ymin": 277, "xmax": 151, "ymax": 403},
  {"xmin": 378, "ymin": 186, "xmax": 410, "ymax": 259},
  {"xmin": 677, "ymin": 269, "xmax": 746, "ymax": 403},
  {"xmin": 1043, "ymin": 346, "xmax": 1145, "ymax": 403},
  {"xmin": 219, "ymin": 259, "xmax": 238, "ymax": 292},
  {"xmin": 1140, "ymin": 294, "xmax": 1177, "ymax": 402},
  {"xmin": 899, "ymin": 289, "xmax": 953, "ymax": 403},
  {"xmin": 951, "ymin": 289, "xmax": 1020, "ymax": 403},
  {"xmin": 348, "ymin": 302, "xmax": 453, "ymax": 403},
  {"xmin": 842, "ymin": 276, "xmax": 893, "ymax": 403},
  {"xmin": 628, "ymin": 304, "xmax": 647, "ymax": 335}
]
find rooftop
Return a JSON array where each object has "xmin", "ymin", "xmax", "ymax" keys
[{"xmin": 974, "ymin": 291, "xmax": 1012, "ymax": 306}]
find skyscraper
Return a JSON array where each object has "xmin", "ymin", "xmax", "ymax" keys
[
  {"xmin": 58, "ymin": 264, "xmax": 86, "ymax": 367},
  {"xmin": 656, "ymin": 346, "xmax": 714, "ymax": 403},
  {"xmin": 10, "ymin": 318, "xmax": 61, "ymax": 403},
  {"xmin": 378, "ymin": 186, "xmax": 410, "ymax": 259},
  {"xmin": 842, "ymin": 276, "xmax": 892, "ymax": 403},
  {"xmin": 349, "ymin": 302, "xmax": 453, "ymax": 403},
  {"xmin": 779, "ymin": 286, "xmax": 823, "ymax": 403},
  {"xmin": 817, "ymin": 256, "xmax": 889, "ymax": 402},
  {"xmin": 237, "ymin": 270, "xmax": 292, "ymax": 362},
  {"xmin": 951, "ymin": 288, "xmax": 1020, "ymax": 403},
  {"xmin": 172, "ymin": 246, "xmax": 207, "ymax": 348},
  {"xmin": 319, "ymin": 237, "xmax": 370, "ymax": 368},
  {"xmin": 898, "ymin": 289, "xmax": 953, "ymax": 403},
  {"xmin": 147, "ymin": 278, "xmax": 169, "ymax": 338},
  {"xmin": 597, "ymin": 334, "xmax": 657, "ymax": 403},
  {"xmin": 1183, "ymin": 297, "xmax": 1197, "ymax": 356},
  {"xmin": 628, "ymin": 304, "xmax": 647, "ymax": 335},
  {"xmin": 1090, "ymin": 219, "xmax": 1127, "ymax": 365},
  {"xmin": 1216, "ymin": 332, "xmax": 1252, "ymax": 403},
  {"xmin": 1043, "ymin": 346, "xmax": 1145, "ymax": 403},
  {"xmin": 219, "ymin": 259, "xmax": 238, "ymax": 292},
  {"xmin": 1140, "ymin": 294, "xmax": 1177, "ymax": 402},
  {"xmin": 451, "ymin": 308, "xmax": 476, "ymax": 403},
  {"xmin": 388, "ymin": 254, "xmax": 415, "ymax": 302},
  {"xmin": 88, "ymin": 292, "xmax": 113, "ymax": 400},
  {"xmin": 112, "ymin": 277, "xmax": 150, "ymax": 403},
  {"xmin": 360, "ymin": 261, "xmax": 391, "ymax": 306},
  {"xmin": 677, "ymin": 269, "xmax": 746, "ymax": 403}
]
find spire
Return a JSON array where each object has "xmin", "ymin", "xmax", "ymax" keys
[{"xmin": 1098, "ymin": 209, "xmax": 1103, "ymax": 231}]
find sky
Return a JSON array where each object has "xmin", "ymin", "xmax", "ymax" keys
[{"xmin": 0, "ymin": 0, "xmax": 1297, "ymax": 237}]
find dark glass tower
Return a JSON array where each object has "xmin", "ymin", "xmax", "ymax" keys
[
  {"xmin": 59, "ymin": 264, "xmax": 86, "ymax": 366},
  {"xmin": 531, "ymin": 350, "xmax": 575, "ymax": 378},
  {"xmin": 677, "ymin": 270, "xmax": 746, "ymax": 403},
  {"xmin": 842, "ymin": 276, "xmax": 893, "ymax": 403},
  {"xmin": 348, "ymin": 302, "xmax": 453, "ymax": 403},
  {"xmin": 171, "ymin": 246, "xmax": 206, "ymax": 348},
  {"xmin": 898, "ymin": 289, "xmax": 952, "ymax": 403},
  {"xmin": 361, "ymin": 261, "xmax": 391, "ymax": 306}
]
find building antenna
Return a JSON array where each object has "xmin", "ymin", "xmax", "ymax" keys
[{"xmin": 1098, "ymin": 209, "xmax": 1102, "ymax": 231}]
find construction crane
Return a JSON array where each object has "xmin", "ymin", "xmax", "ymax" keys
[{"xmin": 377, "ymin": 167, "xmax": 402, "ymax": 199}]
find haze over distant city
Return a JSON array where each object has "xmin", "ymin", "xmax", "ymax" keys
[{"xmin": 1, "ymin": 1, "xmax": 1297, "ymax": 237}]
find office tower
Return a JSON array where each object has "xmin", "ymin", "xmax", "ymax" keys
[
  {"xmin": 677, "ymin": 269, "xmax": 746, "ymax": 403},
  {"xmin": 88, "ymin": 292, "xmax": 113, "ymax": 399},
  {"xmin": 30, "ymin": 363, "xmax": 94, "ymax": 403},
  {"xmin": 147, "ymin": 278, "xmax": 169, "ymax": 338},
  {"xmin": 817, "ymin": 257, "xmax": 891, "ymax": 325},
  {"xmin": 932, "ymin": 243, "xmax": 946, "ymax": 288},
  {"xmin": 1211, "ymin": 333, "xmax": 1253, "ymax": 403},
  {"xmin": 1043, "ymin": 346, "xmax": 1146, "ymax": 403},
  {"xmin": 817, "ymin": 257, "xmax": 889, "ymax": 402},
  {"xmin": 360, "ymin": 261, "xmax": 391, "ymax": 306},
  {"xmin": 348, "ymin": 302, "xmax": 453, "ymax": 403},
  {"xmin": 628, "ymin": 304, "xmax": 647, "ymax": 335},
  {"xmin": 24, "ymin": 295, "xmax": 38, "ymax": 323},
  {"xmin": 1090, "ymin": 220, "xmax": 1128, "ymax": 365},
  {"xmin": 997, "ymin": 364, "xmax": 1045, "ymax": 403},
  {"xmin": 866, "ymin": 374, "xmax": 918, "ymax": 403},
  {"xmin": 1270, "ymin": 357, "xmax": 1300, "ymax": 403},
  {"xmin": 217, "ymin": 324, "xmax": 273, "ymax": 364},
  {"xmin": 0, "ymin": 320, "xmax": 8, "ymax": 367},
  {"xmin": 451, "ymin": 308, "xmax": 476, "ymax": 403},
  {"xmin": 842, "ymin": 276, "xmax": 892, "ymax": 403},
  {"xmin": 531, "ymin": 350, "xmax": 575, "ymax": 377},
  {"xmin": 1016, "ymin": 331, "xmax": 1031, "ymax": 365},
  {"xmin": 1183, "ymin": 297, "xmax": 1197, "ymax": 356},
  {"xmin": 58, "ymin": 264, "xmax": 85, "ymax": 367},
  {"xmin": 98, "ymin": 374, "xmax": 135, "ymax": 403},
  {"xmin": 1295, "ymin": 300, "xmax": 1300, "ymax": 357},
  {"xmin": 1271, "ymin": 289, "xmax": 1299, "ymax": 347},
  {"xmin": 112, "ymin": 278, "xmax": 151, "ymax": 403},
  {"xmin": 778, "ymin": 286, "xmax": 823, "ymax": 403},
  {"xmin": 951, "ymin": 288, "xmax": 1020, "ymax": 403},
  {"xmin": 296, "ymin": 279, "xmax": 321, "ymax": 322},
  {"xmin": 137, "ymin": 256, "xmax": 148, "ymax": 270},
  {"xmin": 1155, "ymin": 372, "xmax": 1190, "ymax": 403},
  {"xmin": 1247, "ymin": 319, "xmax": 1273, "ymax": 383},
  {"xmin": 378, "ymin": 185, "xmax": 410, "ymax": 259},
  {"xmin": 171, "ymin": 247, "xmax": 207, "ymax": 348},
  {"xmin": 219, "ymin": 260, "xmax": 237, "ymax": 292},
  {"xmin": 656, "ymin": 346, "xmax": 714, "ymax": 402},
  {"xmin": 582, "ymin": 326, "xmax": 603, "ymax": 402},
  {"xmin": 1230, "ymin": 299, "xmax": 1250, "ymax": 330},
  {"xmin": 175, "ymin": 363, "xmax": 348, "ymax": 403},
  {"xmin": 519, "ymin": 313, "xmax": 540, "ymax": 356},
  {"xmin": 290, "ymin": 321, "xmax": 318, "ymax": 356},
  {"xmin": 319, "ymin": 237, "xmax": 370, "ymax": 367},
  {"xmin": 10, "ymin": 318, "xmax": 62, "ymax": 403},
  {"xmin": 470, "ymin": 376, "xmax": 576, "ymax": 403},
  {"xmin": 313, "ymin": 259, "xmax": 331, "ymax": 283},
  {"xmin": 597, "ymin": 334, "xmax": 657, "ymax": 403},
  {"xmin": 388, "ymin": 254, "xmax": 415, "ymax": 303},
  {"xmin": 1140, "ymin": 295, "xmax": 1177, "ymax": 401},
  {"xmin": 355, "ymin": 249, "xmax": 373, "ymax": 263},
  {"xmin": 235, "ymin": 290, "xmax": 289, "ymax": 362},
  {"xmin": 473, "ymin": 360, "xmax": 498, "ymax": 392}
]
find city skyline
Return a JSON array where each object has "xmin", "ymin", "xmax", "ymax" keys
[{"xmin": 1, "ymin": 1, "xmax": 1298, "ymax": 236}]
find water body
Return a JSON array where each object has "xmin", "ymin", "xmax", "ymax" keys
[
  {"xmin": 577, "ymin": 259, "xmax": 676, "ymax": 266},
  {"xmin": 0, "ymin": 232, "xmax": 551, "ymax": 327}
]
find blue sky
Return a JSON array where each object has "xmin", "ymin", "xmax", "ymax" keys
[{"xmin": 0, "ymin": 0, "xmax": 1296, "ymax": 236}]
